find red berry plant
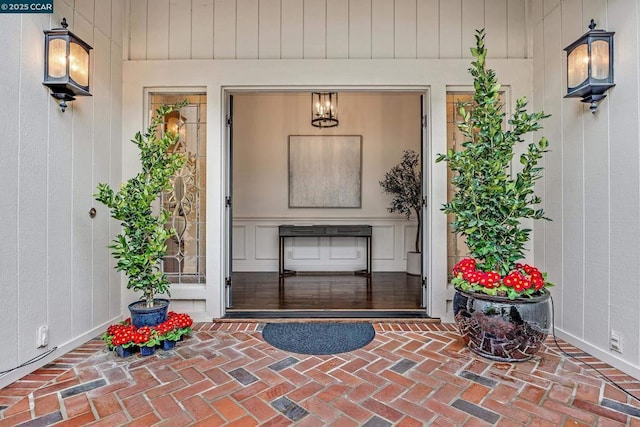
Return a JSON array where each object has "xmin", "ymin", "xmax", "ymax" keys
[
  {"xmin": 102, "ymin": 311, "xmax": 193, "ymax": 350},
  {"xmin": 436, "ymin": 30, "xmax": 554, "ymax": 299}
]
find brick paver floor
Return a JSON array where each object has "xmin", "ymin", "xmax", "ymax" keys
[{"xmin": 1, "ymin": 322, "xmax": 640, "ymax": 426}]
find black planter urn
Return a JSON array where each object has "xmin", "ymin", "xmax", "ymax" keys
[
  {"xmin": 128, "ymin": 298, "xmax": 170, "ymax": 328},
  {"xmin": 453, "ymin": 289, "xmax": 551, "ymax": 362}
]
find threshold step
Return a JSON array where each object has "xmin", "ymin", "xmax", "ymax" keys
[{"xmin": 223, "ymin": 310, "xmax": 436, "ymax": 320}]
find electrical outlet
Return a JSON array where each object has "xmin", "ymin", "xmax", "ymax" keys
[
  {"xmin": 37, "ymin": 325, "xmax": 49, "ymax": 348},
  {"xmin": 610, "ymin": 330, "xmax": 622, "ymax": 353}
]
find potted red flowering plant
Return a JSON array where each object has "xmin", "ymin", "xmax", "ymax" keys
[
  {"xmin": 102, "ymin": 312, "xmax": 193, "ymax": 357},
  {"xmin": 436, "ymin": 30, "xmax": 554, "ymax": 362}
]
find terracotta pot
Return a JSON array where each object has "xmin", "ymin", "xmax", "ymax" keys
[{"xmin": 453, "ymin": 288, "xmax": 551, "ymax": 362}]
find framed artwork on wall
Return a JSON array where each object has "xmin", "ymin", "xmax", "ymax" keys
[{"xmin": 288, "ymin": 135, "xmax": 362, "ymax": 208}]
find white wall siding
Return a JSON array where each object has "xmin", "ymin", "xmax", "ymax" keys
[
  {"xmin": 127, "ymin": 0, "xmax": 530, "ymax": 59},
  {"xmin": 533, "ymin": 0, "xmax": 640, "ymax": 379},
  {"xmin": 0, "ymin": 1, "xmax": 123, "ymax": 388}
]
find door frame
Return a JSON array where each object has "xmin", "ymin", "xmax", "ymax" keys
[{"xmin": 222, "ymin": 86, "xmax": 431, "ymax": 314}]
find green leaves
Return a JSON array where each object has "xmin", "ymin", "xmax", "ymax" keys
[
  {"xmin": 95, "ymin": 101, "xmax": 188, "ymax": 307},
  {"xmin": 437, "ymin": 29, "xmax": 550, "ymax": 275},
  {"xmin": 380, "ymin": 150, "xmax": 422, "ymax": 253}
]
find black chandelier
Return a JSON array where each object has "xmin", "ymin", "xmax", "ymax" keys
[{"xmin": 311, "ymin": 92, "xmax": 339, "ymax": 128}]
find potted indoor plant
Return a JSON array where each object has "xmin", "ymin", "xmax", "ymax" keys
[
  {"xmin": 436, "ymin": 30, "xmax": 554, "ymax": 361},
  {"xmin": 95, "ymin": 102, "xmax": 186, "ymax": 328},
  {"xmin": 380, "ymin": 149, "xmax": 422, "ymax": 275}
]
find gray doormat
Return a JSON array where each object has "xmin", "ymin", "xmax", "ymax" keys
[{"xmin": 261, "ymin": 322, "xmax": 376, "ymax": 355}]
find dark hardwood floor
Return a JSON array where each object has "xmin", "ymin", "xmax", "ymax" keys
[{"xmin": 229, "ymin": 272, "xmax": 422, "ymax": 310}]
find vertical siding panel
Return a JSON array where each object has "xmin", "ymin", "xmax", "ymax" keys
[
  {"xmin": 47, "ymin": 108, "xmax": 73, "ymax": 344},
  {"xmin": 543, "ymin": 0, "xmax": 559, "ymax": 16},
  {"xmin": 214, "ymin": 0, "xmax": 237, "ymax": 58},
  {"xmin": 581, "ymin": 0, "xmax": 611, "ymax": 352},
  {"xmin": 75, "ymin": 0, "xmax": 95, "ymax": 24},
  {"xmin": 542, "ymin": 8, "xmax": 564, "ymax": 336},
  {"xmin": 461, "ymin": 0, "xmax": 483, "ymax": 59},
  {"xmin": 92, "ymin": 31, "xmax": 112, "ymax": 326},
  {"xmin": 559, "ymin": 0, "xmax": 584, "ymax": 338},
  {"xmin": 371, "ymin": 0, "xmax": 394, "ymax": 58},
  {"xmin": 95, "ymin": 0, "xmax": 112, "ymax": 38},
  {"xmin": 237, "ymin": 0, "xmax": 259, "ymax": 59},
  {"xmin": 129, "ymin": 0, "xmax": 148, "ymax": 59},
  {"xmin": 417, "ymin": 0, "xmax": 439, "ymax": 58},
  {"xmin": 259, "ymin": 0, "xmax": 281, "ymax": 59},
  {"xmin": 281, "ymin": 0, "xmax": 303, "ymax": 58},
  {"xmin": 110, "ymin": 42, "xmax": 123, "ymax": 319},
  {"xmin": 169, "ymin": 0, "xmax": 192, "ymax": 59},
  {"xmin": 192, "ymin": 0, "xmax": 214, "ymax": 59},
  {"xmin": 484, "ymin": 0, "xmax": 507, "ymax": 58},
  {"xmin": 303, "ymin": 0, "xmax": 326, "ymax": 58},
  {"xmin": 439, "ymin": 0, "xmax": 461, "ymax": 58},
  {"xmin": 18, "ymin": 14, "xmax": 50, "ymax": 358},
  {"xmin": 147, "ymin": 0, "xmax": 170, "ymax": 59},
  {"xmin": 349, "ymin": 0, "xmax": 371, "ymax": 58},
  {"xmin": 71, "ymin": 13, "xmax": 95, "ymax": 336},
  {"xmin": 507, "ymin": 0, "xmax": 525, "ymax": 58},
  {"xmin": 395, "ymin": 0, "xmax": 416, "ymax": 59},
  {"xmin": 112, "ymin": 0, "xmax": 124, "ymax": 47},
  {"xmin": 326, "ymin": 0, "xmax": 348, "ymax": 58},
  {"xmin": 0, "ymin": 15, "xmax": 21, "ymax": 370},
  {"xmin": 607, "ymin": 0, "xmax": 640, "ymax": 362}
]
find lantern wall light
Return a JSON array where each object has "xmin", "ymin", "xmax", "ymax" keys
[
  {"xmin": 43, "ymin": 18, "xmax": 92, "ymax": 112},
  {"xmin": 564, "ymin": 19, "xmax": 614, "ymax": 114},
  {"xmin": 311, "ymin": 92, "xmax": 339, "ymax": 128}
]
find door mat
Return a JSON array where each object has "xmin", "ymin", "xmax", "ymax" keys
[{"xmin": 261, "ymin": 322, "xmax": 375, "ymax": 355}]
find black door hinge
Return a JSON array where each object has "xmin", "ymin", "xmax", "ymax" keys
[
  {"xmin": 226, "ymin": 114, "xmax": 232, "ymax": 127},
  {"xmin": 225, "ymin": 196, "xmax": 232, "ymax": 207}
]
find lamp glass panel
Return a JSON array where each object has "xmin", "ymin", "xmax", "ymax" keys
[
  {"xmin": 591, "ymin": 40, "xmax": 610, "ymax": 80},
  {"xmin": 69, "ymin": 42, "xmax": 89, "ymax": 86},
  {"xmin": 567, "ymin": 44, "xmax": 589, "ymax": 89},
  {"xmin": 47, "ymin": 38, "xmax": 67, "ymax": 78}
]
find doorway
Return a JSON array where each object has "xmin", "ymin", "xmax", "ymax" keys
[{"xmin": 224, "ymin": 90, "xmax": 429, "ymax": 314}]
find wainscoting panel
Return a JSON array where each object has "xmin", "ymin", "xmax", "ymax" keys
[
  {"xmin": 233, "ymin": 218, "xmax": 417, "ymax": 272},
  {"xmin": 232, "ymin": 225, "xmax": 247, "ymax": 260},
  {"xmin": 373, "ymin": 225, "xmax": 395, "ymax": 260},
  {"xmin": 255, "ymin": 225, "xmax": 279, "ymax": 260},
  {"xmin": 329, "ymin": 237, "xmax": 360, "ymax": 260}
]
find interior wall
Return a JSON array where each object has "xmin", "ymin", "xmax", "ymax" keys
[
  {"xmin": 126, "ymin": 0, "xmax": 530, "ymax": 61},
  {"xmin": 0, "ymin": 0, "xmax": 124, "ymax": 389},
  {"xmin": 232, "ymin": 92, "xmax": 421, "ymax": 272},
  {"xmin": 531, "ymin": 0, "xmax": 640, "ymax": 378}
]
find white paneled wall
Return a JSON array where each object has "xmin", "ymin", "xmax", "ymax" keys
[
  {"xmin": 0, "ymin": 0, "xmax": 123, "ymax": 388},
  {"xmin": 233, "ymin": 219, "xmax": 417, "ymax": 272},
  {"xmin": 532, "ymin": 0, "xmax": 640, "ymax": 379},
  {"xmin": 127, "ymin": 0, "xmax": 530, "ymax": 60}
]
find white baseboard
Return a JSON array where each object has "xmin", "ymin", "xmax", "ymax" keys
[
  {"xmin": 553, "ymin": 328, "xmax": 640, "ymax": 380},
  {"xmin": 0, "ymin": 317, "xmax": 122, "ymax": 390}
]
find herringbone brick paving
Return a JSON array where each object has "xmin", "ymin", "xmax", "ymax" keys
[{"xmin": 1, "ymin": 322, "xmax": 640, "ymax": 426}]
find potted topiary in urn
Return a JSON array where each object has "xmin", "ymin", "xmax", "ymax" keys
[
  {"xmin": 436, "ymin": 30, "xmax": 554, "ymax": 362},
  {"xmin": 380, "ymin": 149, "xmax": 422, "ymax": 275},
  {"xmin": 95, "ymin": 102, "xmax": 186, "ymax": 328}
]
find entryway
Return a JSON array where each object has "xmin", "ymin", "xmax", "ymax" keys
[{"xmin": 223, "ymin": 89, "xmax": 430, "ymax": 316}]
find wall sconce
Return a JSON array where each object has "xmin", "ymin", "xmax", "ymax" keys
[
  {"xmin": 564, "ymin": 19, "xmax": 614, "ymax": 114},
  {"xmin": 43, "ymin": 18, "xmax": 92, "ymax": 112},
  {"xmin": 311, "ymin": 92, "xmax": 339, "ymax": 128}
]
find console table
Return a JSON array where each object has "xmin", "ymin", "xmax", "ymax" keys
[{"xmin": 279, "ymin": 225, "xmax": 372, "ymax": 277}]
